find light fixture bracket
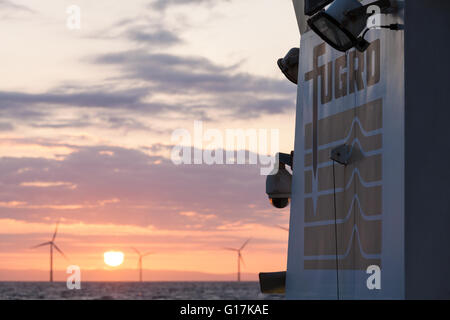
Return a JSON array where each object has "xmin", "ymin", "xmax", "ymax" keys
[
  {"xmin": 330, "ymin": 144, "xmax": 352, "ymax": 166},
  {"xmin": 277, "ymin": 151, "xmax": 294, "ymax": 169}
]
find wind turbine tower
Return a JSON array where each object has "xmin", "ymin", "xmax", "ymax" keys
[
  {"xmin": 31, "ymin": 220, "xmax": 67, "ymax": 282},
  {"xmin": 131, "ymin": 247, "xmax": 153, "ymax": 282},
  {"xmin": 224, "ymin": 239, "xmax": 251, "ymax": 282}
]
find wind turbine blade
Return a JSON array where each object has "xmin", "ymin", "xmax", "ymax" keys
[
  {"xmin": 223, "ymin": 247, "xmax": 238, "ymax": 252},
  {"xmin": 240, "ymin": 238, "xmax": 251, "ymax": 251},
  {"xmin": 130, "ymin": 247, "xmax": 141, "ymax": 255},
  {"xmin": 30, "ymin": 242, "xmax": 51, "ymax": 249},
  {"xmin": 52, "ymin": 219, "xmax": 61, "ymax": 241},
  {"xmin": 239, "ymin": 253, "xmax": 246, "ymax": 267},
  {"xmin": 53, "ymin": 244, "xmax": 68, "ymax": 260},
  {"xmin": 142, "ymin": 252, "xmax": 154, "ymax": 257}
]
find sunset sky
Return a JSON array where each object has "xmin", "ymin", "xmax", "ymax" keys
[{"xmin": 0, "ymin": 0, "xmax": 299, "ymax": 281}]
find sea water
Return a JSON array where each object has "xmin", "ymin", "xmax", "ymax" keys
[{"xmin": 0, "ymin": 282, "xmax": 284, "ymax": 300}]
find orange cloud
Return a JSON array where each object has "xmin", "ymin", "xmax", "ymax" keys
[{"xmin": 20, "ymin": 181, "xmax": 77, "ymax": 189}]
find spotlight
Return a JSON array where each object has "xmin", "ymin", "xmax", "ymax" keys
[
  {"xmin": 277, "ymin": 48, "xmax": 299, "ymax": 84},
  {"xmin": 307, "ymin": 0, "xmax": 393, "ymax": 52}
]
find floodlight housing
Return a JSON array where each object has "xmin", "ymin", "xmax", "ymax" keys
[
  {"xmin": 277, "ymin": 48, "xmax": 299, "ymax": 84},
  {"xmin": 307, "ymin": 0, "xmax": 392, "ymax": 52}
]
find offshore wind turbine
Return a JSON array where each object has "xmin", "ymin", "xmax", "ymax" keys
[
  {"xmin": 31, "ymin": 220, "xmax": 67, "ymax": 282},
  {"xmin": 131, "ymin": 247, "xmax": 153, "ymax": 282},
  {"xmin": 224, "ymin": 239, "xmax": 251, "ymax": 282}
]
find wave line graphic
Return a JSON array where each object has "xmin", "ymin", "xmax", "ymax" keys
[
  {"xmin": 305, "ymin": 168, "xmax": 382, "ymax": 197},
  {"xmin": 305, "ymin": 194, "xmax": 382, "ymax": 227},
  {"xmin": 304, "ymin": 138, "xmax": 382, "ymax": 170},
  {"xmin": 304, "ymin": 225, "xmax": 381, "ymax": 260},
  {"xmin": 305, "ymin": 117, "xmax": 383, "ymax": 153}
]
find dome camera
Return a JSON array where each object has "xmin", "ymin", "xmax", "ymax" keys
[
  {"xmin": 266, "ymin": 152, "xmax": 293, "ymax": 209},
  {"xmin": 270, "ymin": 197, "xmax": 290, "ymax": 209}
]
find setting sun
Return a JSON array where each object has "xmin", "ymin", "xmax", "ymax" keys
[{"xmin": 104, "ymin": 251, "xmax": 124, "ymax": 267}]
